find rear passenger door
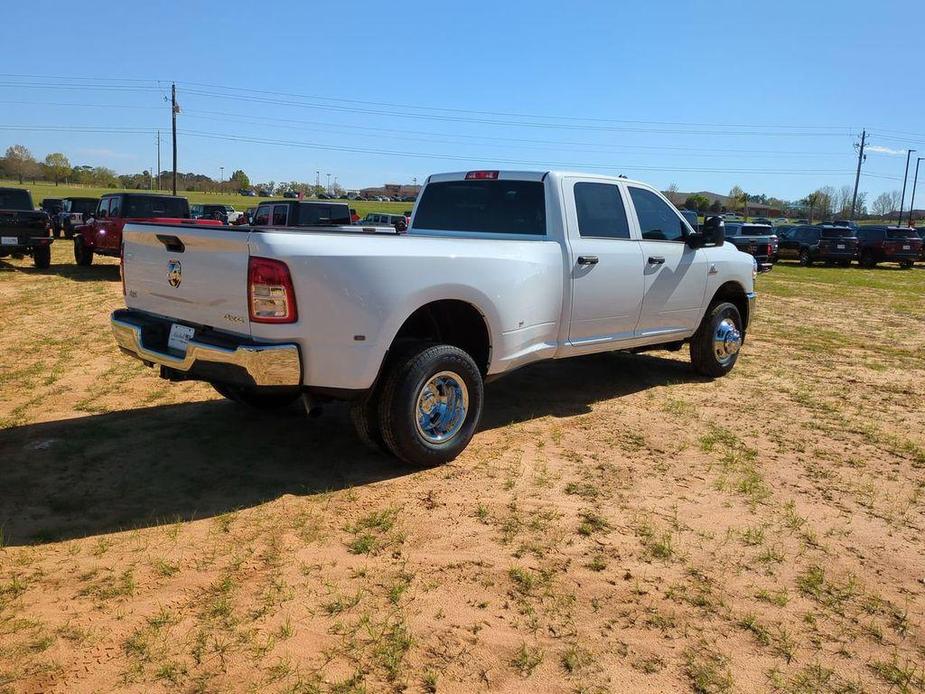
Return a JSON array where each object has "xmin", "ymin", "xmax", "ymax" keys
[
  {"xmin": 565, "ymin": 178, "xmax": 645, "ymax": 346},
  {"xmin": 628, "ymin": 186, "xmax": 709, "ymax": 336}
]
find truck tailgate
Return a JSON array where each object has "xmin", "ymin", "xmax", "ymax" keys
[{"xmin": 122, "ymin": 223, "xmax": 252, "ymax": 335}]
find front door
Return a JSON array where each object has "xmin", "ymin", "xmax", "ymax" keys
[
  {"xmin": 627, "ymin": 186, "xmax": 709, "ymax": 337},
  {"xmin": 566, "ymin": 179, "xmax": 645, "ymax": 346}
]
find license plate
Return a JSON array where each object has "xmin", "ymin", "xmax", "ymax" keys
[
  {"xmin": 837, "ymin": 244, "xmax": 845, "ymax": 249},
  {"xmin": 168, "ymin": 323, "xmax": 195, "ymax": 352},
  {"xmin": 903, "ymin": 245, "xmax": 911, "ymax": 250},
  {"xmin": 1, "ymin": 237, "xmax": 17, "ymax": 245}
]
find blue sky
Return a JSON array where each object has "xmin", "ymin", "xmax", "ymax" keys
[{"xmin": 3, "ymin": 0, "xmax": 924, "ymax": 202}]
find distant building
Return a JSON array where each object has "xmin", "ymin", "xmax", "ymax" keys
[{"xmin": 360, "ymin": 183, "xmax": 421, "ymax": 199}]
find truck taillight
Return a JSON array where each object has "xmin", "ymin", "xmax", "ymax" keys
[
  {"xmin": 465, "ymin": 170, "xmax": 499, "ymax": 180},
  {"xmin": 248, "ymin": 257, "xmax": 297, "ymax": 323}
]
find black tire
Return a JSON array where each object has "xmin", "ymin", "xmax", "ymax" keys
[
  {"xmin": 33, "ymin": 245, "xmax": 51, "ymax": 269},
  {"xmin": 859, "ymin": 251, "xmax": 876, "ymax": 268},
  {"xmin": 689, "ymin": 301, "xmax": 743, "ymax": 378},
  {"xmin": 838, "ymin": 259, "xmax": 851, "ymax": 267},
  {"xmin": 74, "ymin": 237, "xmax": 93, "ymax": 266},
  {"xmin": 377, "ymin": 343, "xmax": 483, "ymax": 467},
  {"xmin": 52, "ymin": 226, "xmax": 61, "ymax": 239},
  {"xmin": 211, "ymin": 383, "xmax": 300, "ymax": 410},
  {"xmin": 350, "ymin": 391, "xmax": 388, "ymax": 453},
  {"xmin": 798, "ymin": 248, "xmax": 812, "ymax": 266},
  {"xmin": 63, "ymin": 222, "xmax": 73, "ymax": 239},
  {"xmin": 899, "ymin": 259, "xmax": 913, "ymax": 269}
]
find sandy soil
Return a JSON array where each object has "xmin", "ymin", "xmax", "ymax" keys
[{"xmin": 1, "ymin": 246, "xmax": 924, "ymax": 693}]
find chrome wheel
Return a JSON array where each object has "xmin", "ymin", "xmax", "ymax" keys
[
  {"xmin": 414, "ymin": 370, "xmax": 468, "ymax": 444},
  {"xmin": 713, "ymin": 318, "xmax": 741, "ymax": 365}
]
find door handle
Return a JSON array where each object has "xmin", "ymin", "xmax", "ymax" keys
[
  {"xmin": 577, "ymin": 255, "xmax": 599, "ymax": 266},
  {"xmin": 648, "ymin": 256, "xmax": 666, "ymax": 266}
]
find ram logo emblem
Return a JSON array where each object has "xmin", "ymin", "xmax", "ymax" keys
[{"xmin": 167, "ymin": 259, "xmax": 182, "ymax": 288}]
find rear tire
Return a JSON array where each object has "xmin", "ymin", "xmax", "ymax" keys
[
  {"xmin": 377, "ymin": 343, "xmax": 483, "ymax": 467},
  {"xmin": 690, "ymin": 302, "xmax": 743, "ymax": 378},
  {"xmin": 860, "ymin": 251, "xmax": 876, "ymax": 268},
  {"xmin": 350, "ymin": 391, "xmax": 388, "ymax": 453},
  {"xmin": 74, "ymin": 237, "xmax": 93, "ymax": 266},
  {"xmin": 798, "ymin": 248, "xmax": 812, "ymax": 266},
  {"xmin": 33, "ymin": 245, "xmax": 51, "ymax": 269},
  {"xmin": 212, "ymin": 383, "xmax": 300, "ymax": 410},
  {"xmin": 899, "ymin": 259, "xmax": 913, "ymax": 269}
]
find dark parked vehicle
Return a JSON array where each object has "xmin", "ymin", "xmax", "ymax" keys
[
  {"xmin": 723, "ymin": 222, "xmax": 778, "ymax": 272},
  {"xmin": 774, "ymin": 224, "xmax": 795, "ymax": 241},
  {"xmin": 777, "ymin": 225, "xmax": 858, "ymax": 266},
  {"xmin": 40, "ymin": 198, "xmax": 64, "ymax": 219},
  {"xmin": 54, "ymin": 197, "xmax": 99, "ymax": 238},
  {"xmin": 0, "ymin": 188, "xmax": 53, "ymax": 268},
  {"xmin": 250, "ymin": 200, "xmax": 353, "ymax": 227},
  {"xmin": 282, "ymin": 190, "xmax": 299, "ymax": 199},
  {"xmin": 915, "ymin": 227, "xmax": 925, "ymax": 261},
  {"xmin": 190, "ymin": 203, "xmax": 237, "ymax": 223},
  {"xmin": 856, "ymin": 226, "xmax": 923, "ymax": 269}
]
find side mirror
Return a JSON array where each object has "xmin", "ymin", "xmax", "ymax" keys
[{"xmin": 689, "ymin": 216, "xmax": 724, "ymax": 248}]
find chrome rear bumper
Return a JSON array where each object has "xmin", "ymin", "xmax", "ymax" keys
[{"xmin": 111, "ymin": 311, "xmax": 301, "ymax": 387}]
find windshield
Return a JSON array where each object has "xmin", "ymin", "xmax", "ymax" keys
[
  {"xmin": 123, "ymin": 195, "xmax": 189, "ymax": 218},
  {"xmin": 413, "ymin": 180, "xmax": 546, "ymax": 235},
  {"xmin": 0, "ymin": 189, "xmax": 34, "ymax": 210}
]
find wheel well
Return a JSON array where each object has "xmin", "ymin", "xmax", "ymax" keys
[
  {"xmin": 710, "ymin": 282, "xmax": 749, "ymax": 328},
  {"xmin": 391, "ymin": 300, "xmax": 491, "ymax": 374}
]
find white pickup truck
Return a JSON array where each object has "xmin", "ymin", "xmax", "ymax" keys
[{"xmin": 113, "ymin": 170, "xmax": 757, "ymax": 466}]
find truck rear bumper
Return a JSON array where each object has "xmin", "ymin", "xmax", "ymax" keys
[{"xmin": 111, "ymin": 309, "xmax": 302, "ymax": 388}]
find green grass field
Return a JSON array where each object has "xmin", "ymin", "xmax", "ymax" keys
[{"xmin": 2, "ymin": 180, "xmax": 414, "ymax": 218}]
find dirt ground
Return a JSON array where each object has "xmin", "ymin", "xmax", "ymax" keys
[{"xmin": 1, "ymin": 245, "xmax": 924, "ymax": 693}]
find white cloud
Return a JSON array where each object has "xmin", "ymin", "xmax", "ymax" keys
[{"xmin": 866, "ymin": 145, "xmax": 905, "ymax": 156}]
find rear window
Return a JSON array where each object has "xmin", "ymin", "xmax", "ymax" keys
[
  {"xmin": 68, "ymin": 199, "xmax": 98, "ymax": 214},
  {"xmin": 123, "ymin": 195, "xmax": 189, "ymax": 218},
  {"xmin": 740, "ymin": 225, "xmax": 771, "ymax": 236},
  {"xmin": 821, "ymin": 229, "xmax": 856, "ymax": 238},
  {"xmin": 297, "ymin": 203, "xmax": 351, "ymax": 226},
  {"xmin": 887, "ymin": 229, "xmax": 918, "ymax": 239},
  {"xmin": 0, "ymin": 189, "xmax": 33, "ymax": 210},
  {"xmin": 412, "ymin": 180, "xmax": 546, "ymax": 236}
]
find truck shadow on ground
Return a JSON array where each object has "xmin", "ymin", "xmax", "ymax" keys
[
  {"xmin": 0, "ymin": 259, "xmax": 120, "ymax": 282},
  {"xmin": 0, "ymin": 351, "xmax": 699, "ymax": 546}
]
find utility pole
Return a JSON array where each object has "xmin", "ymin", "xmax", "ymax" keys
[
  {"xmin": 909, "ymin": 157, "xmax": 923, "ymax": 227},
  {"xmin": 171, "ymin": 83, "xmax": 178, "ymax": 196},
  {"xmin": 898, "ymin": 148, "xmax": 915, "ymax": 226},
  {"xmin": 219, "ymin": 166, "xmax": 224, "ymax": 194},
  {"xmin": 326, "ymin": 173, "xmax": 331, "ymax": 193},
  {"xmin": 850, "ymin": 129, "xmax": 866, "ymax": 219},
  {"xmin": 156, "ymin": 130, "xmax": 161, "ymax": 191}
]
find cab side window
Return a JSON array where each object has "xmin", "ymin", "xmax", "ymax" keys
[
  {"xmin": 629, "ymin": 188, "xmax": 687, "ymax": 241},
  {"xmin": 109, "ymin": 196, "xmax": 122, "ymax": 218},
  {"xmin": 574, "ymin": 182, "xmax": 630, "ymax": 239},
  {"xmin": 272, "ymin": 204, "xmax": 289, "ymax": 225},
  {"xmin": 254, "ymin": 205, "xmax": 271, "ymax": 225},
  {"xmin": 96, "ymin": 198, "xmax": 111, "ymax": 218}
]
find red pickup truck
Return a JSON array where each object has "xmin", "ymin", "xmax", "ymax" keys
[{"xmin": 73, "ymin": 193, "xmax": 221, "ymax": 266}]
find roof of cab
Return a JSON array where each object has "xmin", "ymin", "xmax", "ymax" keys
[{"xmin": 425, "ymin": 170, "xmax": 654, "ymax": 188}]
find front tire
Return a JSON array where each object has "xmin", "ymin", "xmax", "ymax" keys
[
  {"xmin": 859, "ymin": 251, "xmax": 876, "ymax": 268},
  {"xmin": 377, "ymin": 343, "xmax": 483, "ymax": 467},
  {"xmin": 74, "ymin": 237, "xmax": 93, "ymax": 266},
  {"xmin": 33, "ymin": 245, "xmax": 51, "ymax": 269},
  {"xmin": 899, "ymin": 259, "xmax": 914, "ymax": 269},
  {"xmin": 212, "ymin": 383, "xmax": 300, "ymax": 410},
  {"xmin": 690, "ymin": 302, "xmax": 743, "ymax": 378}
]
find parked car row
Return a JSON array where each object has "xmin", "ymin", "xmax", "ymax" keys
[{"xmin": 776, "ymin": 224, "xmax": 922, "ymax": 268}]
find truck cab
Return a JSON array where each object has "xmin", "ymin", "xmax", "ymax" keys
[{"xmin": 250, "ymin": 200, "xmax": 353, "ymax": 227}]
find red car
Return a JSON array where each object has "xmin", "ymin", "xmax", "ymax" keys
[{"xmin": 73, "ymin": 193, "xmax": 220, "ymax": 266}]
